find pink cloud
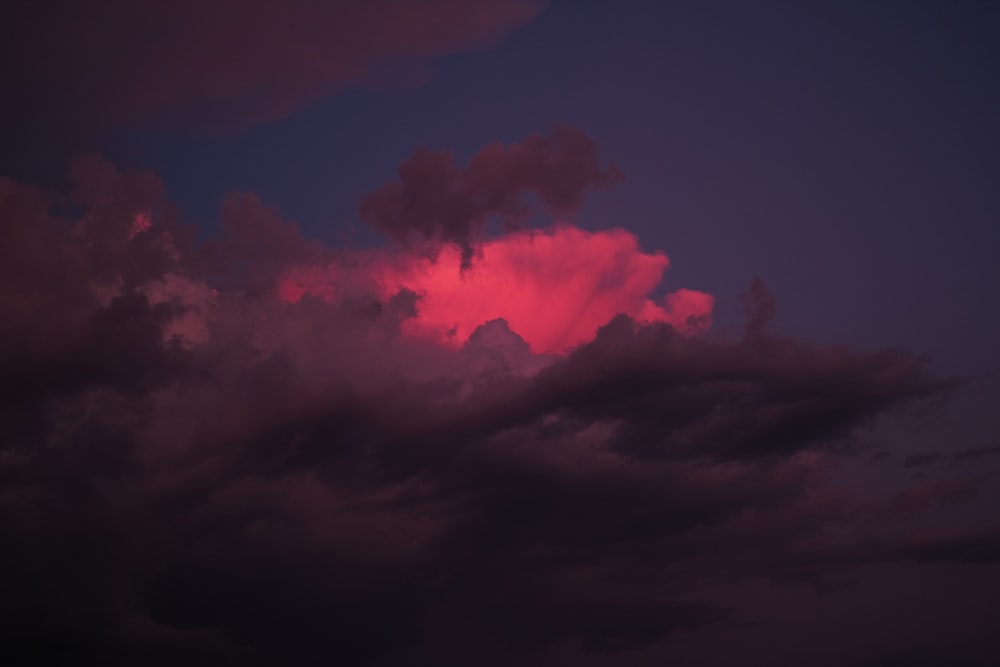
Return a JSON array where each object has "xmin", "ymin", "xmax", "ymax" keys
[{"xmin": 280, "ymin": 225, "xmax": 714, "ymax": 354}]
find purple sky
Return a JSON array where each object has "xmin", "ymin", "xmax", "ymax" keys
[{"xmin": 1, "ymin": 1, "xmax": 999, "ymax": 665}]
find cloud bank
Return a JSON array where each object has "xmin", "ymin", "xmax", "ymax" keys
[{"xmin": 0, "ymin": 140, "xmax": 994, "ymax": 666}]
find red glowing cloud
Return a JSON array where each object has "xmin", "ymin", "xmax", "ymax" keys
[{"xmin": 280, "ymin": 225, "xmax": 714, "ymax": 354}]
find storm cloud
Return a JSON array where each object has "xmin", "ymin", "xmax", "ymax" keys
[{"xmin": 2, "ymin": 148, "xmax": 991, "ymax": 666}]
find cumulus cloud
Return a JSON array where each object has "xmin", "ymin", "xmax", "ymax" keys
[
  {"xmin": 280, "ymin": 224, "xmax": 713, "ymax": 353},
  {"xmin": 0, "ymin": 152, "xmax": 993, "ymax": 666},
  {"xmin": 360, "ymin": 125, "xmax": 622, "ymax": 267}
]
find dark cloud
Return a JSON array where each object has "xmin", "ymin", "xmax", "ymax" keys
[
  {"xmin": 191, "ymin": 192, "xmax": 331, "ymax": 285},
  {"xmin": 499, "ymin": 314, "xmax": 949, "ymax": 462},
  {"xmin": 902, "ymin": 450, "xmax": 947, "ymax": 469},
  {"xmin": 360, "ymin": 125, "xmax": 622, "ymax": 267},
  {"xmin": 889, "ymin": 528, "xmax": 1000, "ymax": 565},
  {"xmin": 886, "ymin": 476, "xmax": 986, "ymax": 515},
  {"xmin": 903, "ymin": 445, "xmax": 1000, "ymax": 469},
  {"xmin": 0, "ymin": 0, "xmax": 543, "ymax": 137},
  {"xmin": 860, "ymin": 654, "xmax": 998, "ymax": 667},
  {"xmin": 741, "ymin": 276, "xmax": 778, "ymax": 336},
  {"xmin": 1, "ymin": 154, "xmax": 997, "ymax": 665}
]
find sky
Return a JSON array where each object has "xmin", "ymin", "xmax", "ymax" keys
[{"xmin": 1, "ymin": 1, "xmax": 998, "ymax": 665}]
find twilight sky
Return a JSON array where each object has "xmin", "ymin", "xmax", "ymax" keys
[{"xmin": 1, "ymin": 1, "xmax": 999, "ymax": 665}]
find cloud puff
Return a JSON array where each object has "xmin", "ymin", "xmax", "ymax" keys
[
  {"xmin": 360, "ymin": 125, "xmax": 622, "ymax": 267},
  {"xmin": 0, "ymin": 153, "xmax": 992, "ymax": 666}
]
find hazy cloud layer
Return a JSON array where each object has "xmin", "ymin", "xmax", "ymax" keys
[{"xmin": 0, "ymin": 0, "xmax": 544, "ymax": 134}]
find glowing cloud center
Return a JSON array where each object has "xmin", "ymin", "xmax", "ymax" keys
[{"xmin": 281, "ymin": 225, "xmax": 714, "ymax": 354}]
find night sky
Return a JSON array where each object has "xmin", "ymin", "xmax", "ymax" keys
[{"xmin": 1, "ymin": 1, "xmax": 999, "ymax": 665}]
